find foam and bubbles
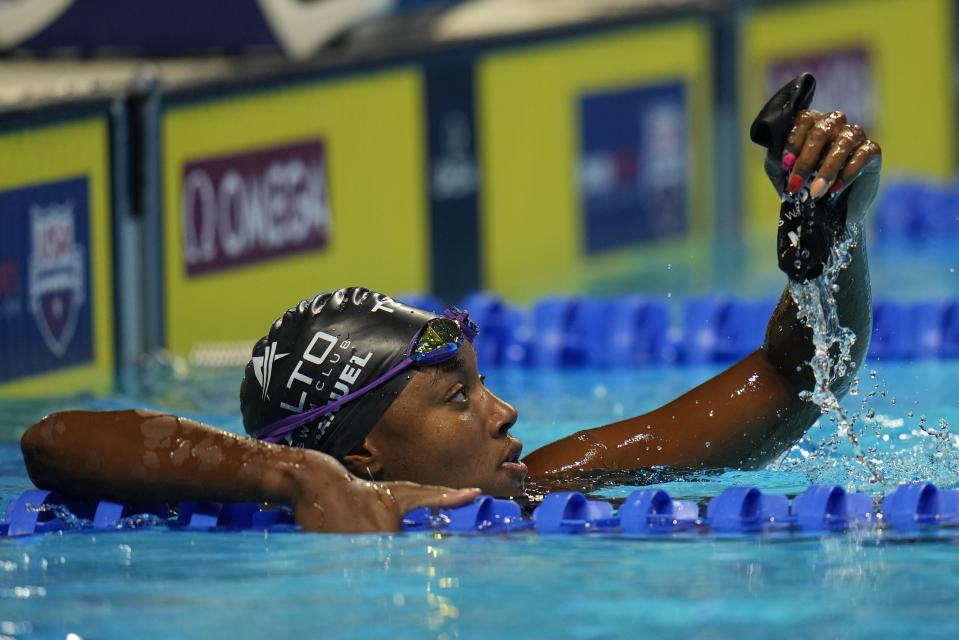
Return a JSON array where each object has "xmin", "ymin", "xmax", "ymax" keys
[{"xmin": 773, "ymin": 224, "xmax": 959, "ymax": 492}]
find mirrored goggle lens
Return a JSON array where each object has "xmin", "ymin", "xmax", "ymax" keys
[{"xmin": 412, "ymin": 318, "xmax": 463, "ymax": 361}]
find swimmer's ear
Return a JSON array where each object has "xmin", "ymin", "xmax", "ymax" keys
[{"xmin": 342, "ymin": 444, "xmax": 383, "ymax": 481}]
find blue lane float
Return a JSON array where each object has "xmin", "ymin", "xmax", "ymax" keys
[
  {"xmin": 0, "ymin": 490, "xmax": 295, "ymax": 537},
  {"xmin": 401, "ymin": 292, "xmax": 959, "ymax": 367},
  {"xmin": 404, "ymin": 496, "xmax": 529, "ymax": 533},
  {"xmin": 3, "ymin": 482, "xmax": 959, "ymax": 538},
  {"xmin": 872, "ymin": 179, "xmax": 959, "ymax": 245},
  {"xmin": 881, "ymin": 482, "xmax": 959, "ymax": 530},
  {"xmin": 533, "ymin": 491, "xmax": 618, "ymax": 533}
]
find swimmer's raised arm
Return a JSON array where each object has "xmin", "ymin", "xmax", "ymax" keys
[
  {"xmin": 20, "ymin": 410, "xmax": 479, "ymax": 532},
  {"xmin": 525, "ymin": 236, "xmax": 870, "ymax": 475},
  {"xmin": 524, "ymin": 79, "xmax": 881, "ymax": 477}
]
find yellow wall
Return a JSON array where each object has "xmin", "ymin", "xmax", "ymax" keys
[
  {"xmin": 741, "ymin": 0, "xmax": 955, "ymax": 261},
  {"xmin": 477, "ymin": 21, "xmax": 713, "ymax": 301},
  {"xmin": 162, "ymin": 68, "xmax": 429, "ymax": 357},
  {"xmin": 0, "ymin": 118, "xmax": 114, "ymax": 397}
]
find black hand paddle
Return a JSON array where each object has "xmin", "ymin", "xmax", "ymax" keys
[{"xmin": 750, "ymin": 73, "xmax": 848, "ymax": 282}]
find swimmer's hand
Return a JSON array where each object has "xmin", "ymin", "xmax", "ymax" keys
[
  {"xmin": 753, "ymin": 73, "xmax": 882, "ymax": 222},
  {"xmin": 779, "ymin": 108, "xmax": 882, "ymax": 223},
  {"xmin": 290, "ymin": 466, "xmax": 481, "ymax": 533}
]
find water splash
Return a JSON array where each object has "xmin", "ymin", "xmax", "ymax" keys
[
  {"xmin": 26, "ymin": 503, "xmax": 92, "ymax": 530},
  {"xmin": 784, "ymin": 224, "xmax": 885, "ymax": 485},
  {"xmin": 115, "ymin": 513, "xmax": 172, "ymax": 530},
  {"xmin": 25, "ymin": 503, "xmax": 172, "ymax": 533},
  {"xmin": 778, "ymin": 378, "xmax": 959, "ymax": 492},
  {"xmin": 775, "ymin": 223, "xmax": 959, "ymax": 491}
]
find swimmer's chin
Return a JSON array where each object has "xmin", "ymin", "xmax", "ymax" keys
[
  {"xmin": 488, "ymin": 471, "xmax": 527, "ymax": 498},
  {"xmin": 470, "ymin": 482, "xmax": 526, "ymax": 498}
]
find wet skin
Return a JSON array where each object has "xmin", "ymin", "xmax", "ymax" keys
[
  {"xmin": 21, "ymin": 409, "xmax": 481, "ymax": 534},
  {"xmin": 19, "ymin": 109, "xmax": 882, "ymax": 530},
  {"xmin": 784, "ymin": 109, "xmax": 881, "ymax": 200}
]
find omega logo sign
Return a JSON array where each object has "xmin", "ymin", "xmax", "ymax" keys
[{"xmin": 181, "ymin": 140, "xmax": 330, "ymax": 276}]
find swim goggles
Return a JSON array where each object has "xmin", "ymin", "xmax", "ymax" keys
[{"xmin": 255, "ymin": 307, "xmax": 478, "ymax": 444}]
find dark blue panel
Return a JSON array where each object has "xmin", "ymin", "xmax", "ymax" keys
[
  {"xmin": 22, "ymin": 0, "xmax": 277, "ymax": 53},
  {"xmin": 0, "ymin": 177, "xmax": 94, "ymax": 383},
  {"xmin": 425, "ymin": 59, "xmax": 481, "ymax": 303},
  {"xmin": 578, "ymin": 82, "xmax": 688, "ymax": 254}
]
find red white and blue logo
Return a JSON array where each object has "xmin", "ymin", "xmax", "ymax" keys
[
  {"xmin": 28, "ymin": 200, "xmax": 87, "ymax": 358},
  {"xmin": 0, "ymin": 177, "xmax": 93, "ymax": 383}
]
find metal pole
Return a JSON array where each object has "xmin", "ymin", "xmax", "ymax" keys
[{"xmin": 709, "ymin": 0, "xmax": 745, "ymax": 290}]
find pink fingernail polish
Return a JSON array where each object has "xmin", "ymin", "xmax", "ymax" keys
[
  {"xmin": 782, "ymin": 151, "xmax": 796, "ymax": 171},
  {"xmin": 829, "ymin": 179, "xmax": 844, "ymax": 193}
]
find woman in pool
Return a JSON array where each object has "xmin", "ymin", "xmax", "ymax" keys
[{"xmin": 20, "ymin": 78, "xmax": 882, "ymax": 532}]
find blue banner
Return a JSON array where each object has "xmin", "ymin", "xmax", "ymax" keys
[
  {"xmin": 578, "ymin": 82, "xmax": 688, "ymax": 254},
  {"xmin": 0, "ymin": 177, "xmax": 94, "ymax": 383}
]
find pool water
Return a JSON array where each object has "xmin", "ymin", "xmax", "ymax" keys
[{"xmin": 2, "ymin": 360, "xmax": 959, "ymax": 639}]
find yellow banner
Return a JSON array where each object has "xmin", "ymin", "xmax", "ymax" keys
[
  {"xmin": 741, "ymin": 0, "xmax": 955, "ymax": 264},
  {"xmin": 0, "ymin": 117, "xmax": 114, "ymax": 397},
  {"xmin": 162, "ymin": 68, "xmax": 429, "ymax": 357},
  {"xmin": 477, "ymin": 21, "xmax": 713, "ymax": 301}
]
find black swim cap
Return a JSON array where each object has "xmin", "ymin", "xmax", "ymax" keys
[{"xmin": 240, "ymin": 286, "xmax": 437, "ymax": 459}]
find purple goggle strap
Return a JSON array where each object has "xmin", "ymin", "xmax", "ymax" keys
[
  {"xmin": 445, "ymin": 306, "xmax": 478, "ymax": 342},
  {"xmin": 255, "ymin": 307, "xmax": 476, "ymax": 444}
]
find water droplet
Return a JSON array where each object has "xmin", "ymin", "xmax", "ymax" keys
[
  {"xmin": 704, "ymin": 441, "xmax": 711, "ymax": 448},
  {"xmin": 782, "ymin": 228, "xmax": 884, "ymax": 485}
]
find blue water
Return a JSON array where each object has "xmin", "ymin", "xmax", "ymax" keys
[{"xmin": 2, "ymin": 361, "xmax": 959, "ymax": 639}]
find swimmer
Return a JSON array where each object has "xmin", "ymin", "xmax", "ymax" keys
[{"xmin": 20, "ymin": 76, "xmax": 883, "ymax": 532}]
